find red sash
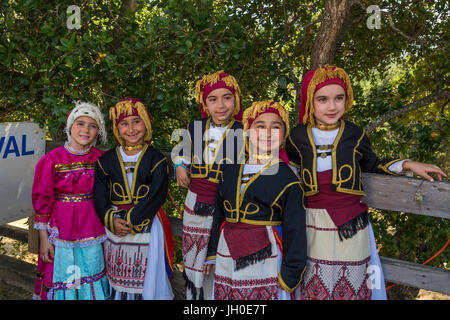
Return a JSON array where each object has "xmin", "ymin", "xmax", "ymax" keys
[
  {"xmin": 307, "ymin": 170, "xmax": 368, "ymax": 227},
  {"xmin": 189, "ymin": 177, "xmax": 218, "ymax": 204},
  {"xmin": 223, "ymin": 222, "xmax": 271, "ymax": 261}
]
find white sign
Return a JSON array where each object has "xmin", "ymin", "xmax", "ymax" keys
[{"xmin": 0, "ymin": 122, "xmax": 45, "ymax": 225}]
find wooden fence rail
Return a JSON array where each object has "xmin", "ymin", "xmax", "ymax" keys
[
  {"xmin": 361, "ymin": 173, "xmax": 450, "ymax": 219},
  {"xmin": 361, "ymin": 173, "xmax": 449, "ymax": 294},
  {"xmin": 0, "ymin": 143, "xmax": 448, "ymax": 296}
]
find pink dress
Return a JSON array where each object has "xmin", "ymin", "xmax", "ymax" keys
[{"xmin": 32, "ymin": 145, "xmax": 108, "ymax": 299}]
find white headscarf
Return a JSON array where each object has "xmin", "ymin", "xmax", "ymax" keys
[{"xmin": 66, "ymin": 101, "xmax": 107, "ymax": 146}]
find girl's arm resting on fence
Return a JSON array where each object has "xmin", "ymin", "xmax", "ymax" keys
[{"xmin": 402, "ymin": 161, "xmax": 447, "ymax": 182}]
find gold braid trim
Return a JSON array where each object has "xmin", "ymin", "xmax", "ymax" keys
[
  {"xmin": 124, "ymin": 207, "xmax": 152, "ymax": 235},
  {"xmin": 109, "ymin": 100, "xmax": 152, "ymax": 146},
  {"xmin": 243, "ymin": 101, "xmax": 290, "ymax": 136},
  {"xmin": 195, "ymin": 70, "xmax": 241, "ymax": 118},
  {"xmin": 303, "ymin": 64, "xmax": 354, "ymax": 126},
  {"xmin": 243, "ymin": 101, "xmax": 290, "ymax": 153}
]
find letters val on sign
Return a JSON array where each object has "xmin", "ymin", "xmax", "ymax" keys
[{"xmin": 0, "ymin": 122, "xmax": 45, "ymax": 224}]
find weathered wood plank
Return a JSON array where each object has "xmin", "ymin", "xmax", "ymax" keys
[
  {"xmin": 380, "ymin": 256, "xmax": 450, "ymax": 295},
  {"xmin": 0, "ymin": 254, "xmax": 35, "ymax": 293},
  {"xmin": 362, "ymin": 172, "xmax": 450, "ymax": 219},
  {"xmin": 0, "ymin": 224, "xmax": 28, "ymax": 243}
]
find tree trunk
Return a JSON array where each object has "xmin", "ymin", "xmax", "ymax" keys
[
  {"xmin": 310, "ymin": 0, "xmax": 351, "ymax": 68},
  {"xmin": 290, "ymin": 0, "xmax": 351, "ymax": 122},
  {"xmin": 121, "ymin": 0, "xmax": 137, "ymax": 14}
]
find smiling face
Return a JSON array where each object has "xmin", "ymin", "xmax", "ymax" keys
[
  {"xmin": 69, "ymin": 116, "xmax": 99, "ymax": 150},
  {"xmin": 313, "ymin": 84, "xmax": 346, "ymax": 126},
  {"xmin": 248, "ymin": 112, "xmax": 285, "ymax": 156},
  {"xmin": 205, "ymin": 88, "xmax": 236, "ymax": 124},
  {"xmin": 117, "ymin": 115, "xmax": 146, "ymax": 146}
]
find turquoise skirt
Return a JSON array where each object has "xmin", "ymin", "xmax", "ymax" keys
[{"xmin": 50, "ymin": 244, "xmax": 109, "ymax": 300}]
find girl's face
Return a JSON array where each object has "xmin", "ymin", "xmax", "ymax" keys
[
  {"xmin": 313, "ymin": 84, "xmax": 346, "ymax": 126},
  {"xmin": 248, "ymin": 112, "xmax": 285, "ymax": 156},
  {"xmin": 117, "ymin": 115, "xmax": 146, "ymax": 146},
  {"xmin": 205, "ymin": 88, "xmax": 236, "ymax": 124},
  {"xmin": 70, "ymin": 116, "xmax": 99, "ymax": 149}
]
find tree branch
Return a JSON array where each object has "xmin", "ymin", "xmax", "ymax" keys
[
  {"xmin": 364, "ymin": 89, "xmax": 450, "ymax": 133},
  {"xmin": 383, "ymin": 12, "xmax": 448, "ymax": 45},
  {"xmin": 351, "ymin": 0, "xmax": 448, "ymax": 45}
]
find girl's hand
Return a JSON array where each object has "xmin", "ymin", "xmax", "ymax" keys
[
  {"xmin": 39, "ymin": 230, "xmax": 54, "ymax": 263},
  {"xmin": 113, "ymin": 218, "xmax": 132, "ymax": 237},
  {"xmin": 203, "ymin": 263, "xmax": 215, "ymax": 275},
  {"xmin": 176, "ymin": 166, "xmax": 191, "ymax": 188},
  {"xmin": 402, "ymin": 161, "xmax": 447, "ymax": 182}
]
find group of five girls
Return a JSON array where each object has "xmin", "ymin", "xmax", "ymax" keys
[{"xmin": 31, "ymin": 66, "xmax": 446, "ymax": 300}]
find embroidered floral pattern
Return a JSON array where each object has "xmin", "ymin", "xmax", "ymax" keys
[
  {"xmin": 214, "ymin": 275, "xmax": 278, "ymax": 300},
  {"xmin": 301, "ymin": 257, "xmax": 371, "ymax": 300},
  {"xmin": 103, "ymin": 239, "xmax": 149, "ymax": 293},
  {"xmin": 182, "ymin": 225, "xmax": 211, "ymax": 273}
]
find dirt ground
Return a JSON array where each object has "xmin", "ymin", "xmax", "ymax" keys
[
  {"xmin": 0, "ymin": 280, "xmax": 32, "ymax": 300},
  {"xmin": 1, "ymin": 272, "xmax": 447, "ymax": 300}
]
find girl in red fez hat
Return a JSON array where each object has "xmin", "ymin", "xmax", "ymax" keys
[
  {"xmin": 286, "ymin": 65, "xmax": 446, "ymax": 300},
  {"xmin": 173, "ymin": 70, "xmax": 244, "ymax": 300},
  {"xmin": 205, "ymin": 101, "xmax": 307, "ymax": 300},
  {"xmin": 94, "ymin": 98, "xmax": 174, "ymax": 300}
]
